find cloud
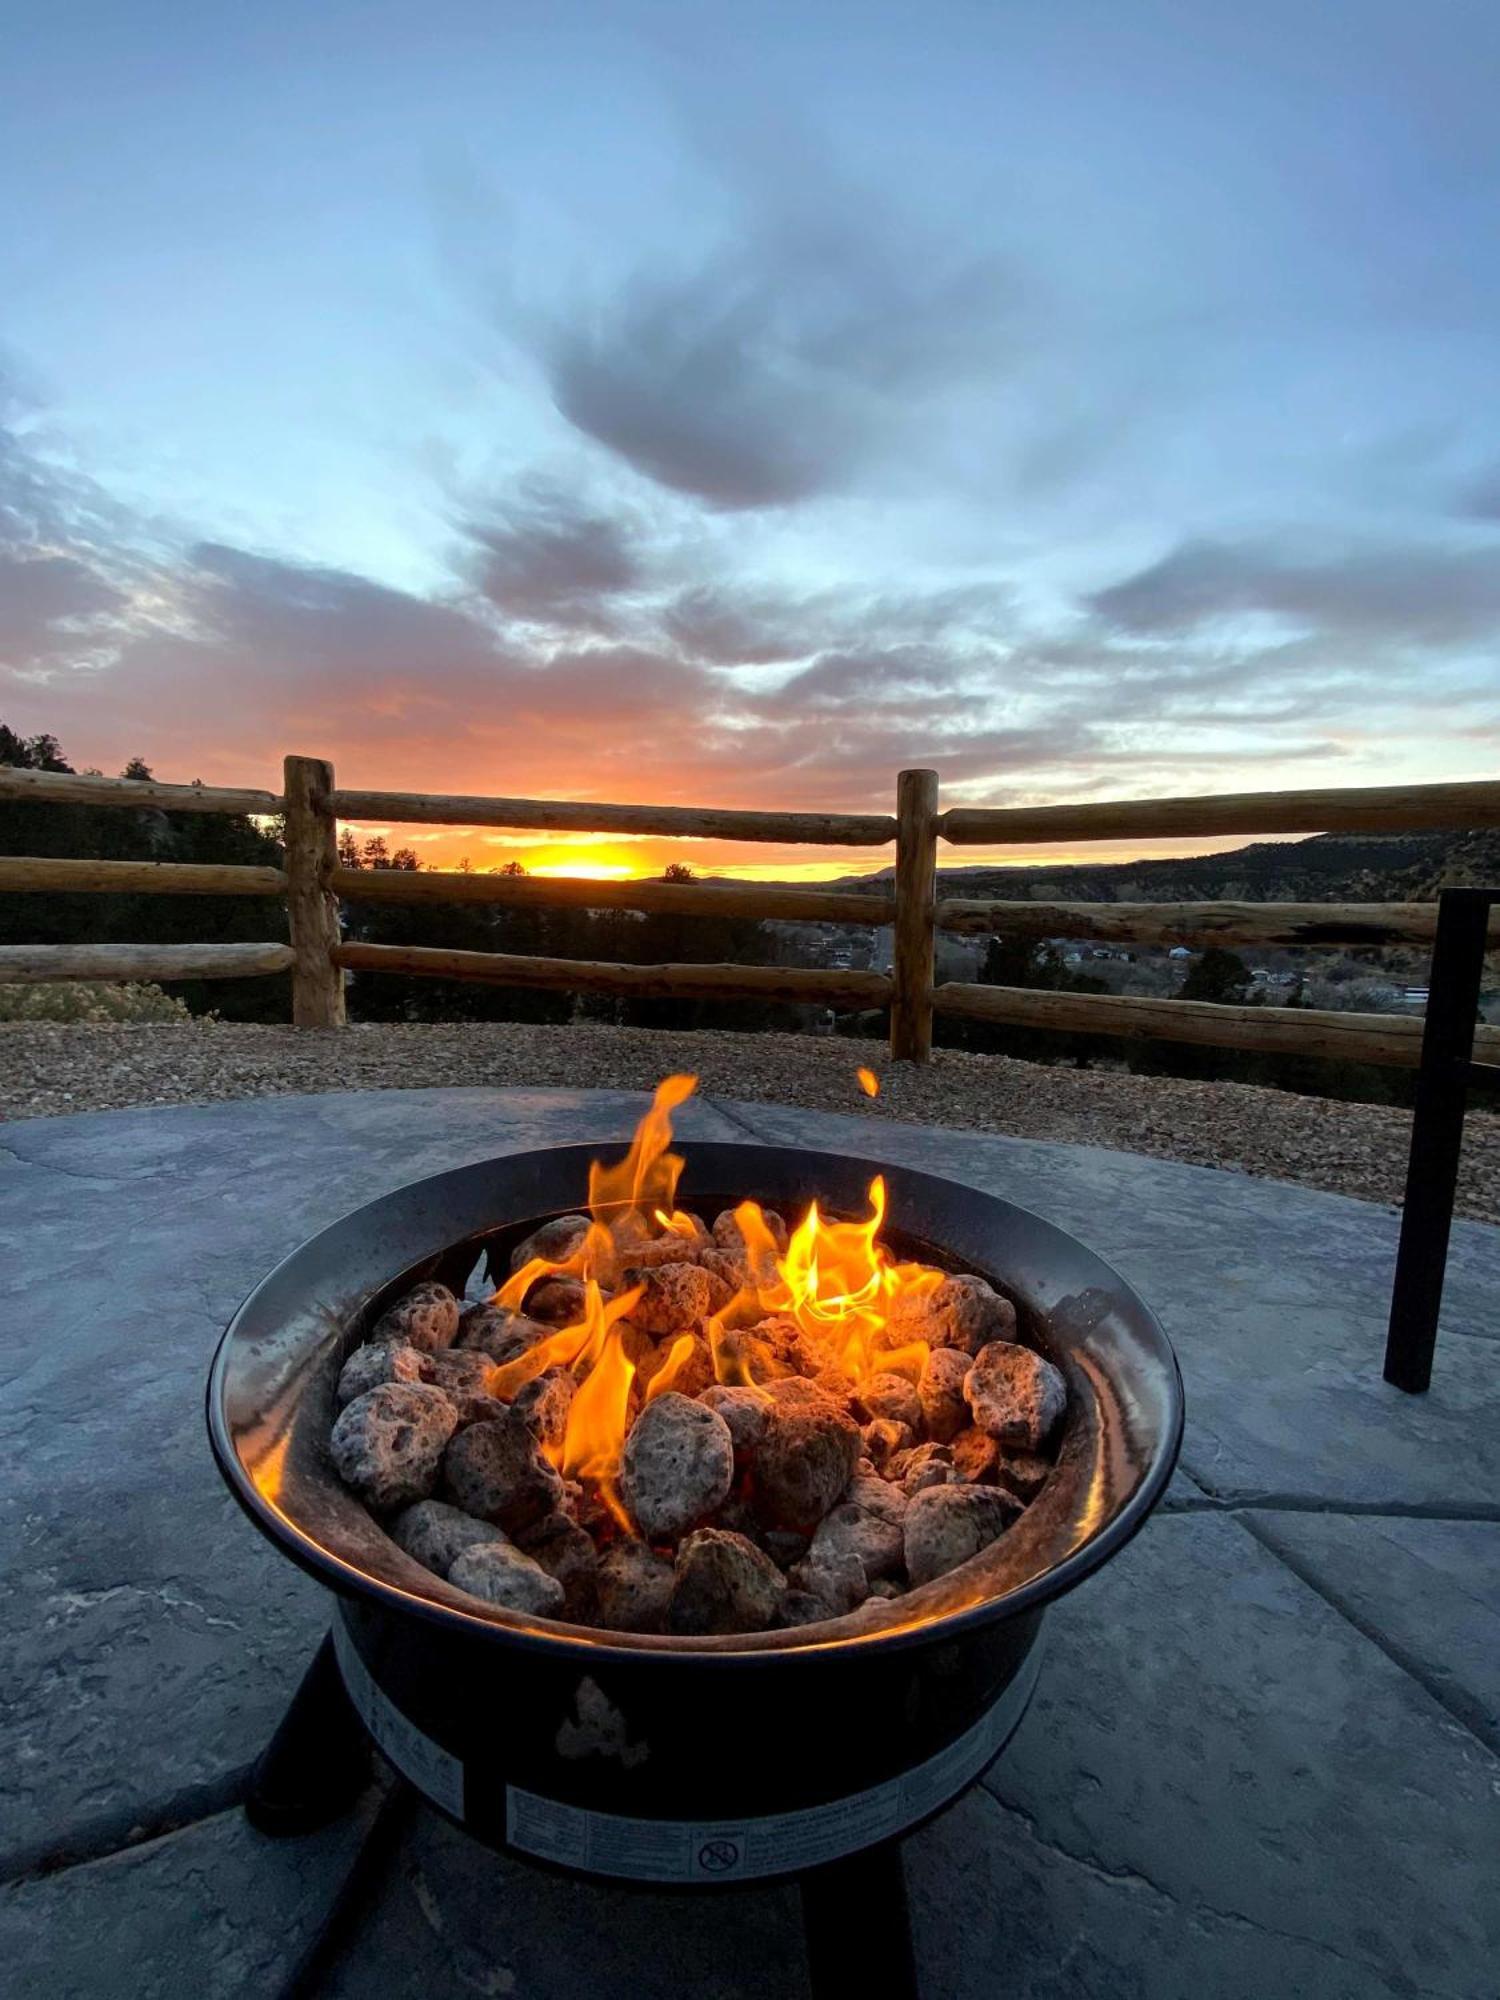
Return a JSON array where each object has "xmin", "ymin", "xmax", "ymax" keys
[
  {"xmin": 518, "ymin": 165, "xmax": 1018, "ymax": 509},
  {"xmin": 1090, "ymin": 537, "xmax": 1500, "ymax": 647},
  {"xmin": 463, "ymin": 486, "xmax": 644, "ymax": 628}
]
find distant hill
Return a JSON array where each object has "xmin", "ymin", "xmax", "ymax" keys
[{"xmin": 835, "ymin": 828, "xmax": 1500, "ymax": 906}]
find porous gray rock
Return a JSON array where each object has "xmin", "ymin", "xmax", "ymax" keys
[
  {"xmin": 371, "ymin": 1280, "xmax": 460, "ymax": 1354},
  {"xmin": 391, "ymin": 1498, "xmax": 509, "ymax": 1577},
  {"xmin": 624, "ymin": 1260, "xmax": 712, "ymax": 1336},
  {"xmin": 457, "ymin": 1306, "xmax": 552, "ymax": 1363},
  {"xmin": 712, "ymin": 1205, "xmax": 788, "ymax": 1261},
  {"xmin": 904, "ymin": 1484, "xmax": 1022, "ymax": 1586},
  {"xmin": 892, "ymin": 1441, "xmax": 958, "ymax": 1495},
  {"xmin": 855, "ymin": 1372, "xmax": 923, "ymax": 1431},
  {"xmin": 510, "ymin": 1366, "xmax": 576, "ymax": 1453},
  {"xmin": 753, "ymin": 1383, "xmax": 861, "ymax": 1533},
  {"xmin": 525, "ymin": 1276, "xmax": 587, "ymax": 1325},
  {"xmin": 950, "ymin": 1427, "xmax": 1000, "ymax": 1483},
  {"xmin": 669, "ymin": 1528, "xmax": 786, "ymax": 1635},
  {"xmin": 918, "ymin": 1346, "xmax": 973, "ymax": 1443},
  {"xmin": 514, "ymin": 1514, "xmax": 599, "ymax": 1621},
  {"xmin": 885, "ymin": 1272, "xmax": 1017, "ymax": 1357},
  {"xmin": 330, "ymin": 1382, "xmax": 457, "ymax": 1512},
  {"xmin": 449, "ymin": 1541, "xmax": 566, "ymax": 1616},
  {"xmin": 620, "ymin": 1392, "xmax": 735, "ymax": 1542},
  {"xmin": 965, "ymin": 1341, "xmax": 1068, "ymax": 1448},
  {"xmin": 994, "ymin": 1447, "xmax": 1053, "ymax": 1503},
  {"xmin": 789, "ymin": 1546, "xmax": 870, "ymax": 1616},
  {"xmin": 509, "ymin": 1213, "xmax": 590, "ymax": 1273},
  {"xmin": 441, "ymin": 1415, "xmax": 565, "ymax": 1531},
  {"xmin": 808, "ymin": 1476, "xmax": 907, "ymax": 1582},
  {"xmin": 595, "ymin": 1540, "xmax": 676, "ymax": 1633},
  {"xmin": 335, "ymin": 1339, "xmax": 426, "ymax": 1407},
  {"xmin": 861, "ymin": 1417, "xmax": 916, "ymax": 1473},
  {"xmin": 639, "ymin": 1332, "xmax": 715, "ymax": 1402},
  {"xmin": 699, "ymin": 1383, "xmax": 773, "ymax": 1451}
]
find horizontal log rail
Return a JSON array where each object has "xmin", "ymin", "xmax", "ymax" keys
[
  {"xmin": 0, "ymin": 765, "xmax": 284, "ymax": 817},
  {"xmin": 940, "ymin": 779, "xmax": 1500, "ymax": 847},
  {"xmin": 330, "ymin": 864, "xmax": 892, "ymax": 927},
  {"xmin": 0, "ymin": 942, "xmax": 295, "ymax": 984},
  {"xmin": 932, "ymin": 897, "xmax": 1490, "ymax": 949},
  {"xmin": 0, "ymin": 856, "xmax": 288, "ymax": 897},
  {"xmin": 331, "ymin": 787, "xmax": 896, "ymax": 847},
  {"xmin": 332, "ymin": 941, "xmax": 891, "ymax": 1010},
  {"xmin": 931, "ymin": 979, "xmax": 1500, "ymax": 1070}
]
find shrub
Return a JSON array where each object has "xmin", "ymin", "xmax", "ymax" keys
[{"xmin": 0, "ymin": 982, "xmax": 197, "ymax": 1024}]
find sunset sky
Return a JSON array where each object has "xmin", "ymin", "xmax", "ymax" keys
[{"xmin": 3, "ymin": 2, "xmax": 1498, "ymax": 879}]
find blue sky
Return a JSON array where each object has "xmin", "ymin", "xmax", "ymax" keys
[{"xmin": 2, "ymin": 1, "xmax": 1497, "ymax": 872}]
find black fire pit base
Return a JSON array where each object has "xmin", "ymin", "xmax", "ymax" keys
[
  {"xmin": 250, "ymin": 1631, "xmax": 939, "ymax": 1999},
  {"xmin": 244, "ymin": 1632, "xmax": 371, "ymax": 1838}
]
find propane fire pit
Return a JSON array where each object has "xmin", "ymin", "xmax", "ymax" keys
[{"xmin": 208, "ymin": 1080, "xmax": 1181, "ymax": 1996}]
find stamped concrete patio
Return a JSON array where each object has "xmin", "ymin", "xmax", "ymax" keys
[{"xmin": 1, "ymin": 1087, "xmax": 1496, "ymax": 1999}]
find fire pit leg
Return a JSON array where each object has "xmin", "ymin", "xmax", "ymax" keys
[
  {"xmin": 245, "ymin": 1631, "xmax": 372, "ymax": 1837},
  {"xmin": 800, "ymin": 1840, "xmax": 919, "ymax": 2000}
]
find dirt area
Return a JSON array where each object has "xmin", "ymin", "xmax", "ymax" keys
[{"xmin": 2, "ymin": 1019, "xmax": 1495, "ymax": 1225}]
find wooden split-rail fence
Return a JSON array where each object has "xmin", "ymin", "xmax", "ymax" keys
[{"xmin": 2, "ymin": 758, "xmax": 1498, "ymax": 1070}]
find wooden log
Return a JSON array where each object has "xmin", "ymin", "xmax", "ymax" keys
[
  {"xmin": 0, "ymin": 942, "xmax": 294, "ymax": 984},
  {"xmin": 283, "ymin": 755, "xmax": 346, "ymax": 1028},
  {"xmin": 930, "ymin": 980, "xmax": 1500, "ymax": 1070},
  {"xmin": 932, "ymin": 898, "xmax": 1485, "ymax": 949},
  {"xmin": 330, "ymin": 788, "xmax": 896, "ymax": 847},
  {"xmin": 331, "ymin": 941, "xmax": 892, "ymax": 1010},
  {"xmin": 0, "ymin": 856, "xmax": 288, "ymax": 897},
  {"xmin": 890, "ymin": 769, "xmax": 939, "ymax": 1062},
  {"xmin": 330, "ymin": 865, "xmax": 894, "ymax": 927},
  {"xmin": 0, "ymin": 765, "xmax": 282, "ymax": 816},
  {"xmin": 940, "ymin": 779, "xmax": 1500, "ymax": 846}
]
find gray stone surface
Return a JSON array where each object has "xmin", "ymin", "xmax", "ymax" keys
[
  {"xmin": 2, "ymin": 1085, "xmax": 1498, "ymax": 1999},
  {"xmin": 0, "ymin": 1089, "xmax": 742, "ymax": 1873},
  {"xmin": 0, "ymin": 1799, "xmax": 378, "ymax": 2000},
  {"xmin": 321, "ymin": 1802, "xmax": 809, "ymax": 1999},
  {"xmin": 717, "ymin": 1098, "xmax": 1500, "ymax": 1509},
  {"xmin": 1245, "ymin": 1510, "xmax": 1500, "ymax": 1748}
]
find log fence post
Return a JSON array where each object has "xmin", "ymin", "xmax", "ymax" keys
[
  {"xmin": 282, "ymin": 755, "xmax": 346, "ymax": 1027},
  {"xmin": 890, "ymin": 768, "xmax": 939, "ymax": 1062}
]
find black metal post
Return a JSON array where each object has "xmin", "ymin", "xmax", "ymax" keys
[
  {"xmin": 1383, "ymin": 888, "xmax": 1495, "ymax": 1394},
  {"xmin": 246, "ymin": 1631, "xmax": 373, "ymax": 1836},
  {"xmin": 801, "ymin": 1840, "xmax": 919, "ymax": 2000}
]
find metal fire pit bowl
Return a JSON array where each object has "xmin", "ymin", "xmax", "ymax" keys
[{"xmin": 208, "ymin": 1140, "xmax": 1182, "ymax": 1896}]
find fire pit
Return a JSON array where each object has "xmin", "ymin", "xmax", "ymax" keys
[{"xmin": 208, "ymin": 1083, "xmax": 1181, "ymax": 1995}]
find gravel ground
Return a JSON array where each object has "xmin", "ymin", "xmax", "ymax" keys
[{"xmin": 2, "ymin": 1020, "xmax": 1496, "ymax": 1225}]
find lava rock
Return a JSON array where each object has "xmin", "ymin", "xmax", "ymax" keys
[
  {"xmin": 509, "ymin": 1214, "xmax": 590, "ymax": 1274},
  {"xmin": 336, "ymin": 1340, "xmax": 426, "ymax": 1407},
  {"xmin": 789, "ymin": 1546, "xmax": 870, "ymax": 1616},
  {"xmin": 762, "ymin": 1527, "xmax": 811, "ymax": 1569},
  {"xmin": 330, "ymin": 1382, "xmax": 458, "ymax": 1512},
  {"xmin": 886, "ymin": 1273, "xmax": 1017, "ymax": 1357},
  {"xmin": 424, "ymin": 1347, "xmax": 494, "ymax": 1396},
  {"xmin": 950, "ymin": 1427, "xmax": 1000, "ymax": 1483},
  {"xmin": 698, "ymin": 1384, "xmax": 772, "ymax": 1451},
  {"xmin": 904, "ymin": 1485, "xmax": 1022, "ymax": 1586},
  {"xmin": 894, "ymin": 1441, "xmax": 959, "ymax": 1496},
  {"xmin": 390, "ymin": 1498, "xmax": 508, "ymax": 1577},
  {"xmin": 510, "ymin": 1366, "xmax": 576, "ymax": 1452},
  {"xmin": 525, "ymin": 1277, "xmax": 587, "ymax": 1326},
  {"xmin": 449, "ymin": 1541, "xmax": 566, "ymax": 1616},
  {"xmin": 854, "ymin": 1372, "xmax": 924, "ymax": 1431},
  {"xmin": 669, "ymin": 1528, "xmax": 786, "ymax": 1635},
  {"xmin": 698, "ymin": 1256, "xmax": 740, "ymax": 1314},
  {"xmin": 780, "ymin": 1589, "xmax": 834, "ymax": 1628},
  {"xmin": 712, "ymin": 1205, "xmax": 788, "ymax": 1261},
  {"xmin": 457, "ymin": 1307, "xmax": 552, "ymax": 1363},
  {"xmin": 515, "ymin": 1513, "xmax": 599, "ymax": 1621},
  {"xmin": 624, "ymin": 1261, "xmax": 712, "ymax": 1336},
  {"xmin": 753, "ymin": 1383, "xmax": 861, "ymax": 1533},
  {"xmin": 808, "ymin": 1476, "xmax": 907, "ymax": 1582},
  {"xmin": 621, "ymin": 1392, "xmax": 735, "ymax": 1542},
  {"xmin": 640, "ymin": 1332, "xmax": 715, "ymax": 1402},
  {"xmin": 918, "ymin": 1346, "xmax": 973, "ymax": 1443},
  {"xmin": 964, "ymin": 1342, "xmax": 1068, "ymax": 1449},
  {"xmin": 861, "ymin": 1418, "xmax": 916, "ymax": 1473},
  {"xmin": 595, "ymin": 1540, "xmax": 676, "ymax": 1633},
  {"xmin": 372, "ymin": 1281, "xmax": 461, "ymax": 1354},
  {"xmin": 994, "ymin": 1448, "xmax": 1053, "ymax": 1503},
  {"xmin": 442, "ymin": 1415, "xmax": 565, "ymax": 1531}
]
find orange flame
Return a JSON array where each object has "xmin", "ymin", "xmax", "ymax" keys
[
  {"xmin": 856, "ymin": 1066, "xmax": 880, "ymax": 1098},
  {"xmin": 589, "ymin": 1073, "xmax": 697, "ymax": 1224}
]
